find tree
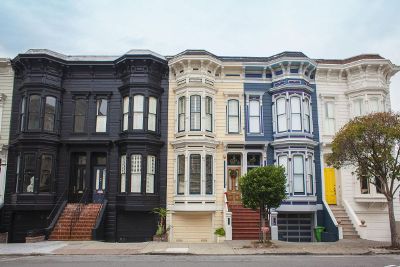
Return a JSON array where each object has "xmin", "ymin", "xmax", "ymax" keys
[
  {"xmin": 327, "ymin": 112, "xmax": 400, "ymax": 248},
  {"xmin": 239, "ymin": 165, "xmax": 286, "ymax": 243}
]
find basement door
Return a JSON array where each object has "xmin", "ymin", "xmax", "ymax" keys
[
  {"xmin": 172, "ymin": 213, "xmax": 212, "ymax": 243},
  {"xmin": 278, "ymin": 213, "xmax": 313, "ymax": 242}
]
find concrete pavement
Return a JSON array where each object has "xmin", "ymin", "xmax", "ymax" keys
[{"xmin": 0, "ymin": 239, "xmax": 398, "ymax": 256}]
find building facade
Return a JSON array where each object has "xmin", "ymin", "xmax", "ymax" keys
[
  {"xmin": 2, "ymin": 50, "xmax": 168, "ymax": 242},
  {"xmin": 316, "ymin": 55, "xmax": 400, "ymax": 241},
  {"xmin": 0, "ymin": 59, "xmax": 14, "ymax": 210}
]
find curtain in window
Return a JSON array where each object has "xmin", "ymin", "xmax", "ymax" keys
[
  {"xmin": 290, "ymin": 97, "xmax": 302, "ymax": 131},
  {"xmin": 148, "ymin": 97, "xmax": 157, "ymax": 131},
  {"xmin": 206, "ymin": 155, "xmax": 213, "ymax": 195},
  {"xmin": 205, "ymin": 97, "xmax": 213, "ymax": 132},
  {"xmin": 96, "ymin": 99, "xmax": 107, "ymax": 132},
  {"xmin": 189, "ymin": 154, "xmax": 201, "ymax": 194},
  {"xmin": 131, "ymin": 155, "xmax": 141, "ymax": 192},
  {"xmin": 177, "ymin": 155, "xmax": 185, "ymax": 195},
  {"xmin": 249, "ymin": 99, "xmax": 260, "ymax": 133},
  {"xmin": 120, "ymin": 155, "xmax": 126, "ymax": 193},
  {"xmin": 276, "ymin": 98, "xmax": 287, "ymax": 132},
  {"xmin": 178, "ymin": 97, "xmax": 186, "ymax": 132},
  {"xmin": 228, "ymin": 100, "xmax": 239, "ymax": 133},
  {"xmin": 28, "ymin": 95, "xmax": 41, "ymax": 130},
  {"xmin": 190, "ymin": 95, "xmax": 201, "ymax": 130},
  {"xmin": 146, "ymin": 155, "xmax": 156, "ymax": 193},
  {"xmin": 133, "ymin": 95, "xmax": 144, "ymax": 129},
  {"xmin": 123, "ymin": 97, "xmax": 129, "ymax": 131}
]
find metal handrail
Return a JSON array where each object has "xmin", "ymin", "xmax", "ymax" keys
[
  {"xmin": 69, "ymin": 188, "xmax": 90, "ymax": 237},
  {"xmin": 47, "ymin": 188, "xmax": 68, "ymax": 226}
]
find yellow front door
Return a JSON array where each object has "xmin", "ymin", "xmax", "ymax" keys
[{"xmin": 324, "ymin": 168, "xmax": 337, "ymax": 205}]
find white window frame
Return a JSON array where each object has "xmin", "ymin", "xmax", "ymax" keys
[
  {"xmin": 276, "ymin": 97, "xmax": 287, "ymax": 133},
  {"xmin": 290, "ymin": 96, "xmax": 302, "ymax": 131},
  {"xmin": 190, "ymin": 95, "xmax": 201, "ymax": 131},
  {"xmin": 133, "ymin": 95, "xmax": 144, "ymax": 130},
  {"xmin": 227, "ymin": 99, "xmax": 240, "ymax": 134},
  {"xmin": 248, "ymin": 97, "xmax": 261, "ymax": 134}
]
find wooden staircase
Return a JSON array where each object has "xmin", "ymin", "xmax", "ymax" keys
[
  {"xmin": 230, "ymin": 204, "xmax": 261, "ymax": 240},
  {"xmin": 49, "ymin": 203, "xmax": 102, "ymax": 241},
  {"xmin": 329, "ymin": 205, "xmax": 360, "ymax": 239}
]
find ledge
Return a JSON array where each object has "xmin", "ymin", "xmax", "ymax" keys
[{"xmin": 354, "ymin": 195, "xmax": 387, "ymax": 203}]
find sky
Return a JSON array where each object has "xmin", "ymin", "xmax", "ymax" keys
[{"xmin": 0, "ymin": 0, "xmax": 399, "ymax": 109}]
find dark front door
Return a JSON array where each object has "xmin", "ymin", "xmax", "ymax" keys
[
  {"xmin": 69, "ymin": 153, "xmax": 87, "ymax": 203},
  {"xmin": 92, "ymin": 153, "xmax": 107, "ymax": 203}
]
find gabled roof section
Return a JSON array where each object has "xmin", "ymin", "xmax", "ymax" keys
[{"xmin": 315, "ymin": 54, "xmax": 385, "ymax": 64}]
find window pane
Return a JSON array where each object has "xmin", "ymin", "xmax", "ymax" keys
[
  {"xmin": 148, "ymin": 114, "xmax": 156, "ymax": 131},
  {"xmin": 23, "ymin": 154, "xmax": 36, "ymax": 193},
  {"xmin": 205, "ymin": 97, "xmax": 212, "ymax": 132},
  {"xmin": 131, "ymin": 155, "xmax": 141, "ymax": 193},
  {"xmin": 249, "ymin": 117, "xmax": 260, "ymax": 133},
  {"xmin": 191, "ymin": 113, "xmax": 201, "ymax": 130},
  {"xmin": 120, "ymin": 155, "xmax": 126, "ymax": 193},
  {"xmin": 353, "ymin": 99, "xmax": 362, "ymax": 116},
  {"xmin": 228, "ymin": 100, "xmax": 238, "ymax": 116},
  {"xmin": 20, "ymin": 97, "xmax": 26, "ymax": 131},
  {"xmin": 96, "ymin": 116, "xmax": 107, "ymax": 132},
  {"xmin": 178, "ymin": 97, "xmax": 186, "ymax": 132},
  {"xmin": 278, "ymin": 155, "xmax": 288, "ymax": 193},
  {"xmin": 206, "ymin": 155, "xmax": 213, "ymax": 195},
  {"xmin": 360, "ymin": 176, "xmax": 369, "ymax": 194},
  {"xmin": 189, "ymin": 154, "xmax": 201, "ymax": 194},
  {"xmin": 40, "ymin": 154, "xmax": 52, "ymax": 192},
  {"xmin": 304, "ymin": 99, "xmax": 310, "ymax": 115},
  {"xmin": 278, "ymin": 114, "xmax": 287, "ymax": 132},
  {"xmin": 277, "ymin": 98, "xmax": 286, "ymax": 115},
  {"xmin": 146, "ymin": 156, "xmax": 156, "ymax": 193},
  {"xmin": 249, "ymin": 100, "xmax": 259, "ymax": 116},
  {"xmin": 190, "ymin": 95, "xmax": 201, "ymax": 112},
  {"xmin": 293, "ymin": 156, "xmax": 304, "ymax": 194},
  {"xmin": 28, "ymin": 95, "xmax": 41, "ymax": 130},
  {"xmin": 97, "ymin": 99, "xmax": 107, "ymax": 116},
  {"xmin": 229, "ymin": 117, "xmax": 239, "ymax": 133},
  {"xmin": 123, "ymin": 97, "xmax": 129, "ymax": 113},
  {"xmin": 292, "ymin": 114, "xmax": 301, "ymax": 131},
  {"xmin": 291, "ymin": 97, "xmax": 301, "ymax": 113},
  {"xmin": 44, "ymin": 96, "xmax": 56, "ymax": 131},
  {"xmin": 177, "ymin": 155, "xmax": 185, "ymax": 195},
  {"xmin": 148, "ymin": 97, "xmax": 157, "ymax": 131},
  {"xmin": 206, "ymin": 97, "xmax": 212, "ymax": 114},
  {"xmin": 133, "ymin": 95, "xmax": 144, "ymax": 111},
  {"xmin": 133, "ymin": 95, "xmax": 144, "ymax": 129},
  {"xmin": 325, "ymin": 102, "xmax": 334, "ymax": 118},
  {"xmin": 369, "ymin": 98, "xmax": 379, "ymax": 113},
  {"xmin": 149, "ymin": 97, "xmax": 157, "ymax": 114}
]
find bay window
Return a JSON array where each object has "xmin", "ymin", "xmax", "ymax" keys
[
  {"xmin": 278, "ymin": 155, "xmax": 289, "ymax": 193},
  {"xmin": 177, "ymin": 155, "xmax": 185, "ymax": 195},
  {"xmin": 133, "ymin": 95, "xmax": 144, "ymax": 130},
  {"xmin": 249, "ymin": 98, "xmax": 261, "ymax": 133},
  {"xmin": 205, "ymin": 155, "xmax": 213, "ymax": 195},
  {"xmin": 96, "ymin": 99, "xmax": 107, "ymax": 132},
  {"xmin": 120, "ymin": 155, "xmax": 126, "ymax": 192},
  {"xmin": 205, "ymin": 96, "xmax": 213, "ymax": 132},
  {"xmin": 74, "ymin": 99, "xmax": 87, "ymax": 133},
  {"xmin": 276, "ymin": 98, "xmax": 287, "ymax": 132},
  {"xmin": 293, "ymin": 155, "xmax": 305, "ymax": 195},
  {"xmin": 178, "ymin": 96, "xmax": 186, "ymax": 132},
  {"xmin": 189, "ymin": 154, "xmax": 201, "ymax": 194},
  {"xmin": 353, "ymin": 99, "xmax": 363, "ymax": 117},
  {"xmin": 146, "ymin": 155, "xmax": 156, "ymax": 193},
  {"xmin": 190, "ymin": 95, "xmax": 201, "ymax": 131},
  {"xmin": 304, "ymin": 98, "xmax": 311, "ymax": 133},
  {"xmin": 290, "ymin": 96, "xmax": 302, "ymax": 131},
  {"xmin": 39, "ymin": 154, "xmax": 52, "ymax": 192},
  {"xmin": 22, "ymin": 153, "xmax": 36, "ymax": 193},
  {"xmin": 130, "ymin": 154, "xmax": 142, "ymax": 193},
  {"xmin": 28, "ymin": 95, "xmax": 41, "ymax": 130},
  {"xmin": 228, "ymin": 99, "xmax": 239, "ymax": 133},
  {"xmin": 44, "ymin": 96, "xmax": 56, "ymax": 131},
  {"xmin": 122, "ymin": 97, "xmax": 129, "ymax": 131},
  {"xmin": 148, "ymin": 97, "xmax": 157, "ymax": 131}
]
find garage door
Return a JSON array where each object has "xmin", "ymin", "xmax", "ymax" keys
[
  {"xmin": 278, "ymin": 213, "xmax": 313, "ymax": 242},
  {"xmin": 173, "ymin": 213, "xmax": 212, "ymax": 243}
]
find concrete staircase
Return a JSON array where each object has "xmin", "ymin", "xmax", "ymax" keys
[
  {"xmin": 230, "ymin": 204, "xmax": 260, "ymax": 240},
  {"xmin": 329, "ymin": 205, "xmax": 360, "ymax": 239},
  {"xmin": 49, "ymin": 203, "xmax": 102, "ymax": 241}
]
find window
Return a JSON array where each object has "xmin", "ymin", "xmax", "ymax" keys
[
  {"xmin": 189, "ymin": 154, "xmax": 201, "ymax": 194},
  {"xmin": 304, "ymin": 98, "xmax": 311, "ymax": 133},
  {"xmin": 177, "ymin": 155, "xmax": 185, "ymax": 195},
  {"xmin": 120, "ymin": 155, "xmax": 126, "ymax": 193},
  {"xmin": 293, "ymin": 155, "xmax": 305, "ymax": 195},
  {"xmin": 276, "ymin": 98, "xmax": 287, "ymax": 132},
  {"xmin": 16, "ymin": 155, "xmax": 21, "ymax": 193},
  {"xmin": 291, "ymin": 96, "xmax": 302, "ymax": 131},
  {"xmin": 133, "ymin": 95, "xmax": 144, "ymax": 130},
  {"xmin": 39, "ymin": 154, "xmax": 52, "ymax": 192},
  {"xmin": 249, "ymin": 98, "xmax": 260, "ymax": 133},
  {"xmin": 44, "ymin": 96, "xmax": 56, "ymax": 131},
  {"xmin": 122, "ymin": 97, "xmax": 129, "ymax": 131},
  {"xmin": 375, "ymin": 177, "xmax": 383, "ymax": 194},
  {"xmin": 228, "ymin": 99, "xmax": 239, "ymax": 133},
  {"xmin": 278, "ymin": 155, "xmax": 289, "ymax": 193},
  {"xmin": 247, "ymin": 153, "xmax": 262, "ymax": 172},
  {"xmin": 206, "ymin": 155, "xmax": 213, "ymax": 195},
  {"xmin": 20, "ymin": 97, "xmax": 26, "ymax": 131},
  {"xmin": 306, "ymin": 156, "xmax": 313, "ymax": 195},
  {"xmin": 74, "ymin": 99, "xmax": 87, "ymax": 133},
  {"xmin": 325, "ymin": 101, "xmax": 335, "ymax": 135},
  {"xmin": 148, "ymin": 97, "xmax": 157, "ymax": 131},
  {"xmin": 205, "ymin": 96, "xmax": 213, "ymax": 132},
  {"xmin": 146, "ymin": 155, "xmax": 156, "ymax": 193},
  {"xmin": 28, "ymin": 95, "xmax": 41, "ymax": 130},
  {"xmin": 369, "ymin": 98, "xmax": 379, "ymax": 113},
  {"xmin": 360, "ymin": 176, "xmax": 370, "ymax": 194},
  {"xmin": 190, "ymin": 95, "xmax": 201, "ymax": 131},
  {"xmin": 96, "ymin": 99, "xmax": 107, "ymax": 132},
  {"xmin": 178, "ymin": 96, "xmax": 186, "ymax": 132},
  {"xmin": 353, "ymin": 99, "xmax": 363, "ymax": 117},
  {"xmin": 131, "ymin": 155, "xmax": 141, "ymax": 193},
  {"xmin": 23, "ymin": 153, "xmax": 36, "ymax": 193}
]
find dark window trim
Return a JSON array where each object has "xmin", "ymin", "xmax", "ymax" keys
[
  {"xmin": 178, "ymin": 96, "xmax": 186, "ymax": 132},
  {"xmin": 205, "ymin": 96, "xmax": 213, "ymax": 132}
]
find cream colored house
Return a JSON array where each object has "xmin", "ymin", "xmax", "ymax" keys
[
  {"xmin": 166, "ymin": 50, "xmax": 246, "ymax": 242},
  {"xmin": 0, "ymin": 58, "xmax": 14, "ymax": 208},
  {"xmin": 316, "ymin": 54, "xmax": 400, "ymax": 241}
]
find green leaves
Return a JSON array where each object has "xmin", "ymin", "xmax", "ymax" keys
[{"xmin": 239, "ymin": 165, "xmax": 287, "ymax": 210}]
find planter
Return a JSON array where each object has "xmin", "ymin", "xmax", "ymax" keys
[{"xmin": 153, "ymin": 234, "xmax": 168, "ymax": 242}]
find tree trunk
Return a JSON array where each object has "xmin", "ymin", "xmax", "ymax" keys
[
  {"xmin": 388, "ymin": 199, "xmax": 400, "ymax": 248},
  {"xmin": 260, "ymin": 201, "xmax": 266, "ymax": 243}
]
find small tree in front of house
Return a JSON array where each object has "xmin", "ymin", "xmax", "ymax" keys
[
  {"xmin": 239, "ymin": 165, "xmax": 286, "ymax": 243},
  {"xmin": 327, "ymin": 112, "xmax": 400, "ymax": 248}
]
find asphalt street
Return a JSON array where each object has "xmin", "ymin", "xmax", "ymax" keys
[{"xmin": 0, "ymin": 255, "xmax": 399, "ymax": 267}]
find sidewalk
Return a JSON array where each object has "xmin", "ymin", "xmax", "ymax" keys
[{"xmin": 0, "ymin": 239, "xmax": 397, "ymax": 256}]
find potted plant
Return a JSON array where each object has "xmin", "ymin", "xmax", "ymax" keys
[
  {"xmin": 152, "ymin": 207, "xmax": 169, "ymax": 242},
  {"xmin": 214, "ymin": 227, "xmax": 226, "ymax": 243}
]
